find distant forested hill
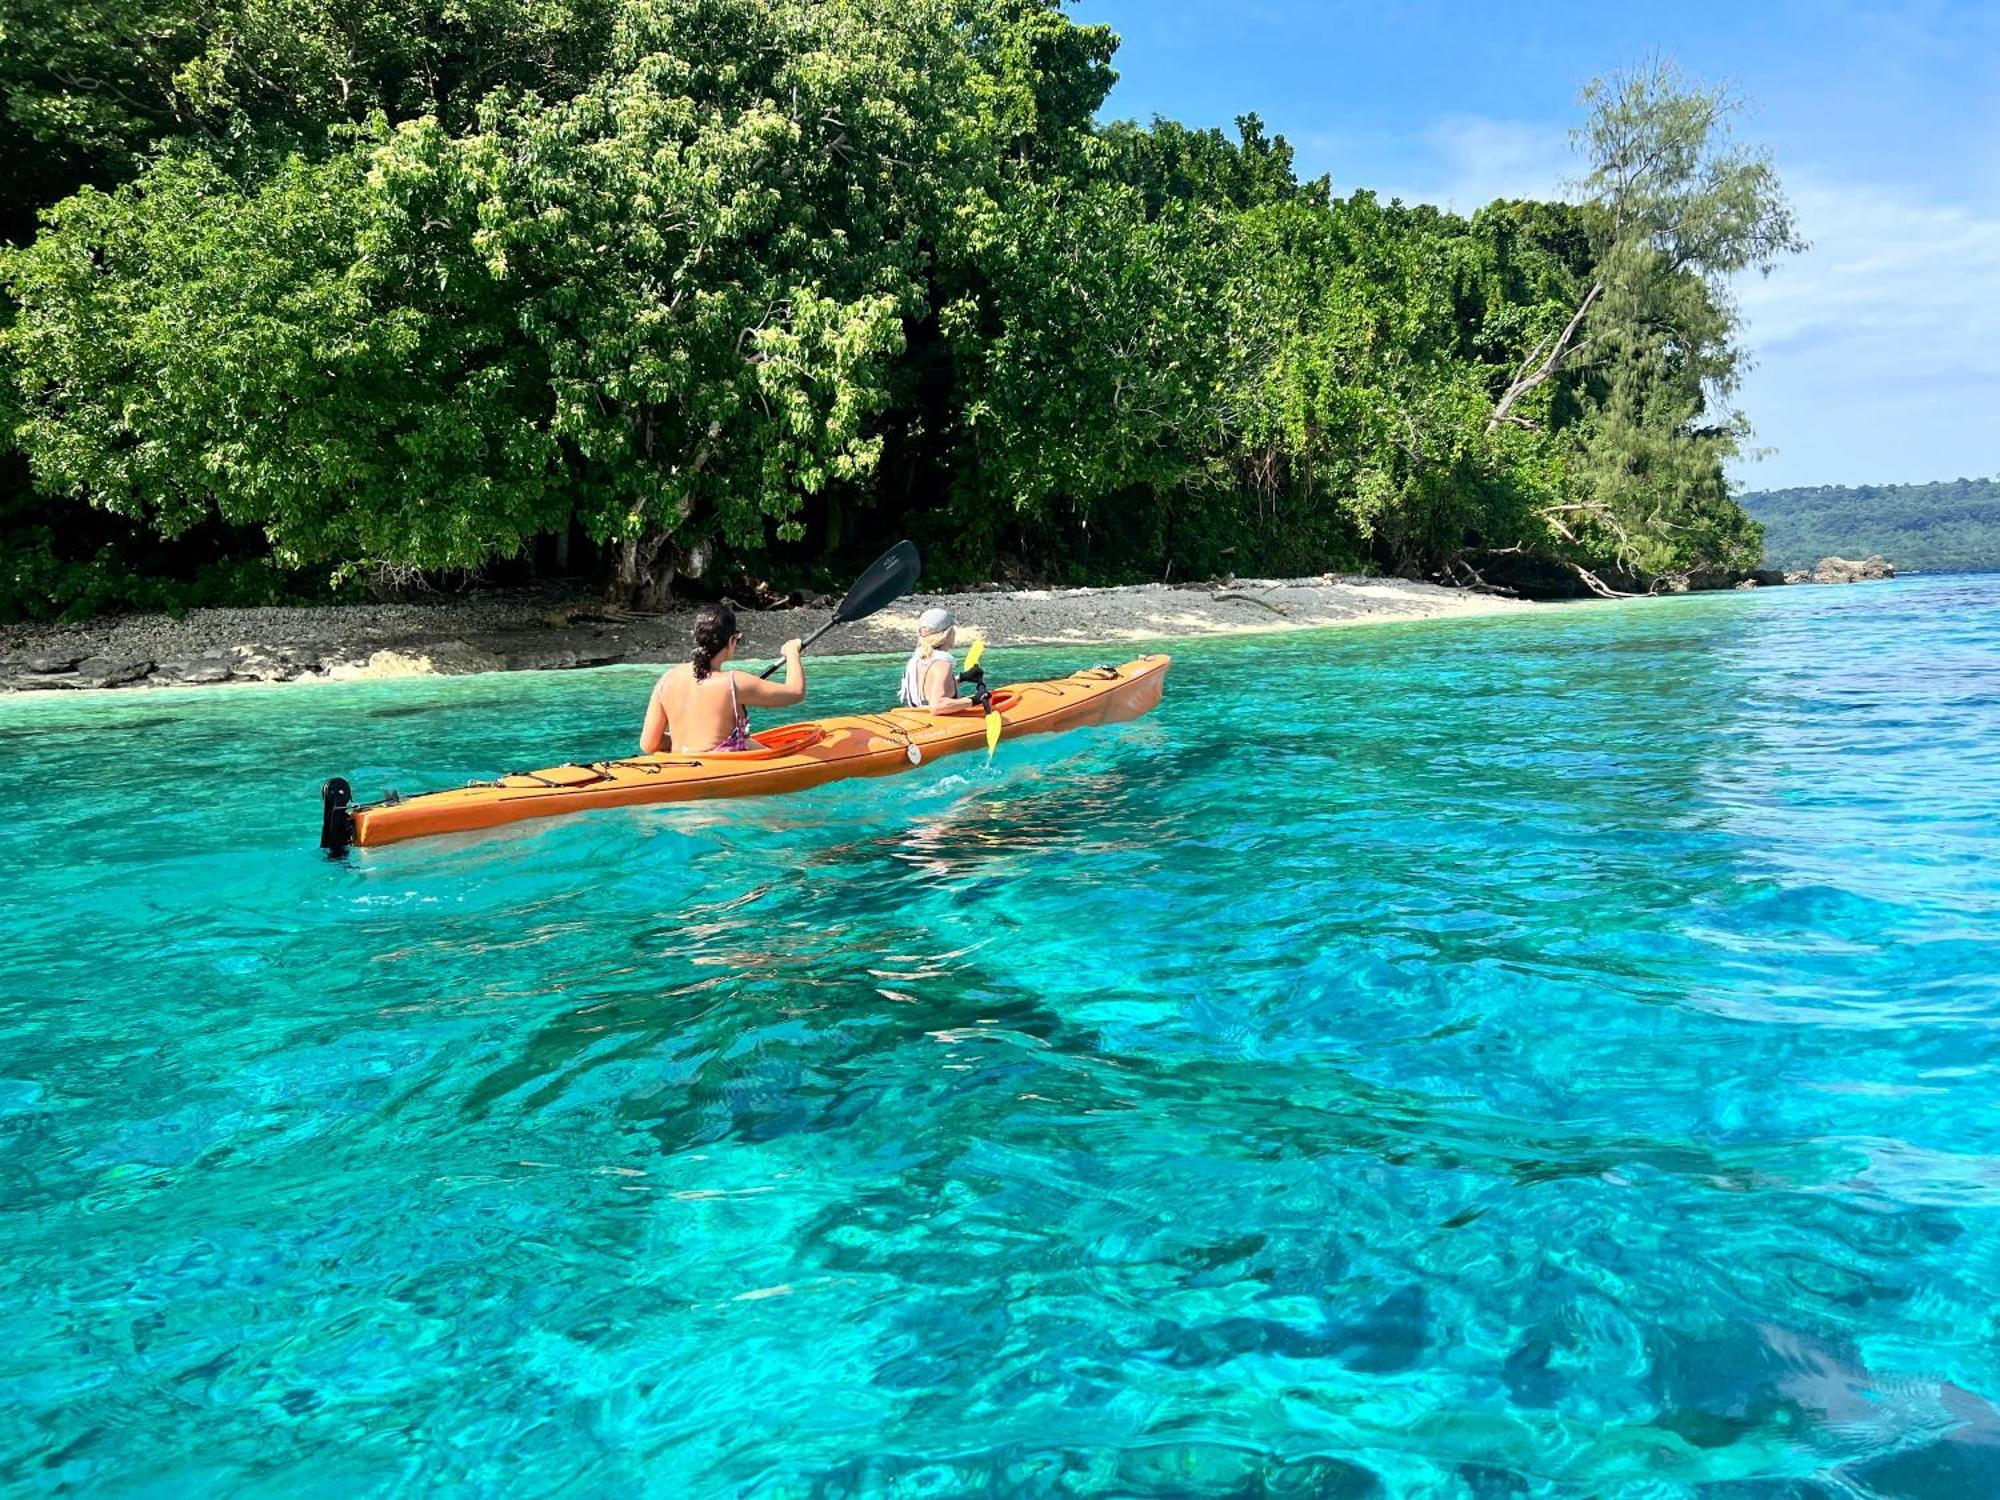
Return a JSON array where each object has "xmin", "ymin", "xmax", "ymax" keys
[{"xmin": 1740, "ymin": 477, "xmax": 2000, "ymax": 572}]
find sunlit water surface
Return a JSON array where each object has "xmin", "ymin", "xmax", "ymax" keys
[{"xmin": 3, "ymin": 574, "xmax": 1998, "ymax": 1496}]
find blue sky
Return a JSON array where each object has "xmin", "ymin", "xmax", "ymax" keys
[{"xmin": 1077, "ymin": 0, "xmax": 2000, "ymax": 491}]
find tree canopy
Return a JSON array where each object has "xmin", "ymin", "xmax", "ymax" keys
[{"xmin": 0, "ymin": 3, "xmax": 1800, "ymax": 617}]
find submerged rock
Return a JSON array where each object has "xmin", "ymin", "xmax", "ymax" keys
[{"xmin": 506, "ymin": 645, "xmax": 626, "ymax": 672}]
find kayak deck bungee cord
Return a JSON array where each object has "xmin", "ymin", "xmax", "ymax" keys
[{"xmin": 319, "ymin": 654, "xmax": 1169, "ymax": 853}]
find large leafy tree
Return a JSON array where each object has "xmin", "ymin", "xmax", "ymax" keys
[
  {"xmin": 1484, "ymin": 61, "xmax": 1803, "ymax": 591},
  {"xmin": 0, "ymin": 0, "xmax": 619, "ymax": 616},
  {"xmin": 940, "ymin": 178, "xmax": 1226, "ymax": 567},
  {"xmin": 0, "ymin": 0, "xmax": 613, "ymax": 181},
  {"xmin": 3, "ymin": 139, "xmax": 566, "ymax": 575},
  {"xmin": 461, "ymin": 0, "xmax": 981, "ymax": 603},
  {"xmin": 1103, "ymin": 112, "xmax": 1326, "ymax": 218},
  {"xmin": 2, "ymin": 0, "xmax": 1105, "ymax": 603},
  {"xmin": 1213, "ymin": 193, "xmax": 1511, "ymax": 574}
]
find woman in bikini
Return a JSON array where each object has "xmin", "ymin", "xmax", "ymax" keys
[{"xmin": 639, "ymin": 604, "xmax": 805, "ymax": 754}]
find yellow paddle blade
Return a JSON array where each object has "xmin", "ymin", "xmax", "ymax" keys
[
  {"xmin": 962, "ymin": 637, "xmax": 984, "ymax": 673},
  {"xmin": 984, "ymin": 709, "xmax": 1002, "ymax": 761}
]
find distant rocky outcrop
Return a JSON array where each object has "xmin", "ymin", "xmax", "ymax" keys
[{"xmin": 1784, "ymin": 555, "xmax": 1896, "ymax": 585}]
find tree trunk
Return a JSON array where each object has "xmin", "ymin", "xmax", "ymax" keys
[
  {"xmin": 609, "ymin": 532, "xmax": 675, "ymax": 611},
  {"xmin": 607, "ymin": 530, "xmax": 715, "ymax": 611}
]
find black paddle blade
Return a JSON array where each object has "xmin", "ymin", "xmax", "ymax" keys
[
  {"xmin": 835, "ymin": 539, "xmax": 921, "ymax": 623},
  {"xmin": 759, "ymin": 539, "xmax": 925, "ymax": 678}
]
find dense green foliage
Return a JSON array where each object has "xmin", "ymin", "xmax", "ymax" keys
[
  {"xmin": 1, "ymin": 3, "xmax": 1797, "ymax": 617},
  {"xmin": 1741, "ymin": 477, "xmax": 2000, "ymax": 573}
]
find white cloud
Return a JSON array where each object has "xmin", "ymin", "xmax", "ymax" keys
[
  {"xmin": 1730, "ymin": 176, "xmax": 2000, "ymax": 487},
  {"xmin": 1290, "ymin": 114, "xmax": 1575, "ymax": 212},
  {"xmin": 1736, "ymin": 181, "xmax": 2000, "ymax": 372},
  {"xmin": 1403, "ymin": 114, "xmax": 1576, "ymax": 211}
]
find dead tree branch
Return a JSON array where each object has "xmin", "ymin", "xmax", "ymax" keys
[{"xmin": 1489, "ymin": 281, "xmax": 1603, "ymax": 431}]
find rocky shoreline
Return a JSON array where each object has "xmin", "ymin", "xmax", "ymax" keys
[
  {"xmin": 1, "ymin": 575, "xmax": 1529, "ymax": 693},
  {"xmin": 0, "ymin": 555, "xmax": 1900, "ymax": 695}
]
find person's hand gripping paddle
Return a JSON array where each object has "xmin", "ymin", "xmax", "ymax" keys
[
  {"xmin": 760, "ymin": 540, "xmax": 922, "ymax": 679},
  {"xmin": 957, "ymin": 637, "xmax": 1003, "ymax": 762}
]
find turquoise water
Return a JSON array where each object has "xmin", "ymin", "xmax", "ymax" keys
[{"xmin": 3, "ymin": 574, "xmax": 1998, "ymax": 1497}]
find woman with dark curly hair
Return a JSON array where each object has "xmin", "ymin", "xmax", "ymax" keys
[{"xmin": 638, "ymin": 604, "xmax": 804, "ymax": 754}]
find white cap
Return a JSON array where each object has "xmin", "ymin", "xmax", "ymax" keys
[{"xmin": 918, "ymin": 606, "xmax": 955, "ymax": 634}]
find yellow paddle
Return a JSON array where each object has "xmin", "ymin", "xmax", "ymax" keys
[{"xmin": 958, "ymin": 637, "xmax": 1003, "ymax": 762}]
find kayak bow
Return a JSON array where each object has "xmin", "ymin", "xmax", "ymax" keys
[{"xmin": 321, "ymin": 653, "xmax": 1169, "ymax": 853}]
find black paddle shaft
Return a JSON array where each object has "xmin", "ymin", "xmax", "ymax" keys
[{"xmin": 759, "ymin": 539, "xmax": 922, "ymax": 679}]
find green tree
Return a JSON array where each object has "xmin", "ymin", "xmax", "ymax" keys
[
  {"xmin": 460, "ymin": 0, "xmax": 978, "ymax": 603},
  {"xmin": 1103, "ymin": 112, "xmax": 1327, "ymax": 218},
  {"xmin": 3, "ymin": 138, "xmax": 570, "ymax": 577},
  {"xmin": 3, "ymin": 0, "xmax": 1126, "ymax": 604},
  {"xmin": 1485, "ymin": 61, "xmax": 1804, "ymax": 591},
  {"xmin": 0, "ymin": 0, "xmax": 613, "ymax": 196},
  {"xmin": 940, "ymin": 178, "xmax": 1226, "ymax": 569},
  {"xmin": 0, "ymin": 0, "xmax": 620, "ymax": 617}
]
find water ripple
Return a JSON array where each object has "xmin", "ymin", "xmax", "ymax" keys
[{"xmin": 2, "ymin": 575, "xmax": 1998, "ymax": 1494}]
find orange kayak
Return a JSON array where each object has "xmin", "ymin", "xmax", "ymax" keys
[{"xmin": 321, "ymin": 654, "xmax": 1169, "ymax": 852}]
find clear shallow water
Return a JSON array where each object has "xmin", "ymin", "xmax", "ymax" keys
[{"xmin": 2, "ymin": 574, "xmax": 1998, "ymax": 1498}]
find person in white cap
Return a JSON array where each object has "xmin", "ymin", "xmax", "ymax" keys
[{"xmin": 897, "ymin": 606, "xmax": 979, "ymax": 712}]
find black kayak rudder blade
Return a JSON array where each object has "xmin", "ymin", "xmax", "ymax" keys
[{"xmin": 320, "ymin": 777, "xmax": 354, "ymax": 858}]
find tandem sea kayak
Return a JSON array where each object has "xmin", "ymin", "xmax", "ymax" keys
[{"xmin": 320, "ymin": 653, "xmax": 1169, "ymax": 853}]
